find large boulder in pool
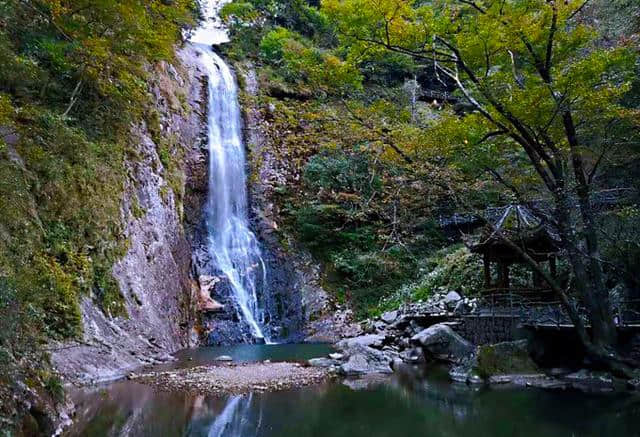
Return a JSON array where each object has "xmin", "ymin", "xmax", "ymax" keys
[
  {"xmin": 475, "ymin": 340, "xmax": 540, "ymax": 380},
  {"xmin": 411, "ymin": 324, "xmax": 473, "ymax": 363},
  {"xmin": 339, "ymin": 344, "xmax": 393, "ymax": 375},
  {"xmin": 335, "ymin": 334, "xmax": 393, "ymax": 375}
]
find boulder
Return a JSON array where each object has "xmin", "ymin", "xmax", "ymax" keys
[
  {"xmin": 335, "ymin": 335, "xmax": 394, "ymax": 375},
  {"xmin": 453, "ymin": 300, "xmax": 467, "ymax": 315},
  {"xmin": 373, "ymin": 321, "xmax": 387, "ymax": 333},
  {"xmin": 475, "ymin": 340, "xmax": 539, "ymax": 379},
  {"xmin": 399, "ymin": 347, "xmax": 425, "ymax": 364},
  {"xmin": 380, "ymin": 310, "xmax": 398, "ymax": 324},
  {"xmin": 564, "ymin": 369, "xmax": 613, "ymax": 385},
  {"xmin": 411, "ymin": 324, "xmax": 473, "ymax": 363},
  {"xmin": 443, "ymin": 291, "xmax": 462, "ymax": 309},
  {"xmin": 308, "ymin": 358, "xmax": 339, "ymax": 368},
  {"xmin": 449, "ymin": 353, "xmax": 482, "ymax": 384},
  {"xmin": 336, "ymin": 334, "xmax": 386, "ymax": 352},
  {"xmin": 488, "ymin": 374, "xmax": 547, "ymax": 385},
  {"xmin": 339, "ymin": 344, "xmax": 393, "ymax": 375}
]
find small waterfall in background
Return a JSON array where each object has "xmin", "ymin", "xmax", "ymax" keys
[{"xmin": 191, "ymin": 0, "xmax": 269, "ymax": 343}]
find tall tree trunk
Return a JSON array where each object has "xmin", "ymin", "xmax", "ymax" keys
[{"xmin": 562, "ymin": 110, "xmax": 618, "ymax": 349}]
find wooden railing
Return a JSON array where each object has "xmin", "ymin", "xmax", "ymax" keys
[{"xmin": 476, "ymin": 291, "xmax": 640, "ymax": 328}]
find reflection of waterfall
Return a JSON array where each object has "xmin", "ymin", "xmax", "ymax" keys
[
  {"xmin": 207, "ymin": 394, "xmax": 260, "ymax": 437},
  {"xmin": 191, "ymin": 0, "xmax": 270, "ymax": 342}
]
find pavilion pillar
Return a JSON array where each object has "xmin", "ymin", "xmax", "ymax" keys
[
  {"xmin": 483, "ymin": 253, "xmax": 491, "ymax": 288},
  {"xmin": 499, "ymin": 262, "xmax": 510, "ymax": 289},
  {"xmin": 533, "ymin": 270, "xmax": 543, "ymax": 288},
  {"xmin": 549, "ymin": 256, "xmax": 557, "ymax": 278}
]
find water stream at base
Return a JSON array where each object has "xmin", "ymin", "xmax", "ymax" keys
[{"xmin": 192, "ymin": 0, "xmax": 269, "ymax": 342}]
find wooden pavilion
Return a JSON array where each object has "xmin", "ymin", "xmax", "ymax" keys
[{"xmin": 468, "ymin": 205, "xmax": 561, "ymax": 296}]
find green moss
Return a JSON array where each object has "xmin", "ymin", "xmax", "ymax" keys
[
  {"xmin": 131, "ymin": 195, "xmax": 146, "ymax": 219},
  {"xmin": 152, "ymin": 126, "xmax": 186, "ymax": 218},
  {"xmin": 31, "ymin": 255, "xmax": 82, "ymax": 338},
  {"xmin": 475, "ymin": 342, "xmax": 539, "ymax": 379},
  {"xmin": 0, "ymin": 2, "xmax": 198, "ymax": 430},
  {"xmin": 44, "ymin": 374, "xmax": 65, "ymax": 403}
]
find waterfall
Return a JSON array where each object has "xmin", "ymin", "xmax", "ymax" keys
[{"xmin": 191, "ymin": 0, "xmax": 269, "ymax": 342}]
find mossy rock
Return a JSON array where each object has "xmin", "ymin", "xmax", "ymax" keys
[{"xmin": 475, "ymin": 340, "xmax": 539, "ymax": 379}]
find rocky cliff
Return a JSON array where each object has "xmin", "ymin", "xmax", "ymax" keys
[
  {"xmin": 51, "ymin": 46, "xmax": 209, "ymax": 383},
  {"xmin": 239, "ymin": 63, "xmax": 346, "ymax": 343},
  {"xmin": 49, "ymin": 46, "xmax": 342, "ymax": 384}
]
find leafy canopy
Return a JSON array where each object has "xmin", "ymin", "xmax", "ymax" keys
[{"xmin": 322, "ymin": 0, "xmax": 638, "ymax": 191}]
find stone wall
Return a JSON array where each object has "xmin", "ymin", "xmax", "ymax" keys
[{"xmin": 453, "ymin": 315, "xmax": 521, "ymax": 346}]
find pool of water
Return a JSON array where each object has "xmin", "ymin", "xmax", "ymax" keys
[
  {"xmin": 65, "ymin": 346, "xmax": 640, "ymax": 437},
  {"xmin": 160, "ymin": 343, "xmax": 334, "ymax": 370}
]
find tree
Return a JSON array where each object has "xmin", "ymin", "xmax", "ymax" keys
[{"xmin": 323, "ymin": 0, "xmax": 639, "ymax": 375}]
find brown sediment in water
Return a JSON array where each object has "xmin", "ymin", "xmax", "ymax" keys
[{"xmin": 128, "ymin": 361, "xmax": 333, "ymax": 394}]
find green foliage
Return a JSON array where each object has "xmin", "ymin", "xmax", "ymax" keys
[
  {"xmin": 260, "ymin": 27, "xmax": 298, "ymax": 62},
  {"xmin": 44, "ymin": 374, "xmax": 65, "ymax": 403},
  {"xmin": 0, "ymin": 278, "xmax": 49, "ymax": 430},
  {"xmin": 230, "ymin": 0, "xmax": 639, "ymax": 321},
  {"xmin": 257, "ymin": 27, "xmax": 362, "ymax": 94},
  {"xmin": 0, "ymin": 1, "xmax": 194, "ymax": 430},
  {"xmin": 223, "ymin": 0, "xmax": 361, "ymax": 94},
  {"xmin": 0, "ymin": 0, "xmax": 195, "ymax": 345},
  {"xmin": 600, "ymin": 206, "xmax": 640, "ymax": 292},
  {"xmin": 331, "ymin": 246, "xmax": 418, "ymax": 315},
  {"xmin": 283, "ymin": 145, "xmax": 456, "ymax": 316},
  {"xmin": 375, "ymin": 246, "xmax": 484, "ymax": 314},
  {"xmin": 305, "ymin": 151, "xmax": 380, "ymax": 195},
  {"xmin": 322, "ymin": 0, "xmax": 639, "ymax": 192}
]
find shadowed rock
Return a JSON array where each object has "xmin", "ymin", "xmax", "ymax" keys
[{"xmin": 411, "ymin": 324, "xmax": 473, "ymax": 363}]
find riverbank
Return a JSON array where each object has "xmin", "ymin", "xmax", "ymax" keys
[{"xmin": 127, "ymin": 361, "xmax": 331, "ymax": 394}]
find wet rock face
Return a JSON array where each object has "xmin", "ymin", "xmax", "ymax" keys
[
  {"xmin": 51, "ymin": 46, "xmax": 208, "ymax": 383},
  {"xmin": 194, "ymin": 245, "xmax": 306, "ymax": 345},
  {"xmin": 235, "ymin": 62, "xmax": 336, "ymax": 342}
]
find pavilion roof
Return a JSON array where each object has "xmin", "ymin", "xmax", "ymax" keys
[{"xmin": 467, "ymin": 204, "xmax": 561, "ymax": 262}]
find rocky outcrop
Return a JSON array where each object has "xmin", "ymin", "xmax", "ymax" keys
[
  {"xmin": 50, "ymin": 45, "xmax": 209, "ymax": 383},
  {"xmin": 411, "ymin": 324, "xmax": 473, "ymax": 363},
  {"xmin": 197, "ymin": 275, "xmax": 224, "ymax": 312},
  {"xmin": 236, "ymin": 62, "xmax": 339, "ymax": 342},
  {"xmin": 334, "ymin": 335, "xmax": 394, "ymax": 375}
]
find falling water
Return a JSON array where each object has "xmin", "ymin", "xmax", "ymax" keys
[{"xmin": 191, "ymin": 0, "xmax": 269, "ymax": 342}]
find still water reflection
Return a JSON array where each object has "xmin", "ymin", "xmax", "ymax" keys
[{"xmin": 66, "ymin": 370, "xmax": 640, "ymax": 437}]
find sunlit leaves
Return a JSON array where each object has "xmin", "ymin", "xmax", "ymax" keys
[{"xmin": 259, "ymin": 26, "xmax": 362, "ymax": 94}]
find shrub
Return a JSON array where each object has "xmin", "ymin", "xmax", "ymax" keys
[
  {"xmin": 375, "ymin": 246, "xmax": 484, "ymax": 313},
  {"xmin": 260, "ymin": 27, "xmax": 298, "ymax": 63}
]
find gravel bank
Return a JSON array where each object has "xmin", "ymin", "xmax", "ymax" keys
[{"xmin": 128, "ymin": 362, "xmax": 331, "ymax": 393}]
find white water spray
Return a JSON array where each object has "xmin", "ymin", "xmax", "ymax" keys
[{"xmin": 191, "ymin": 0, "xmax": 269, "ymax": 342}]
